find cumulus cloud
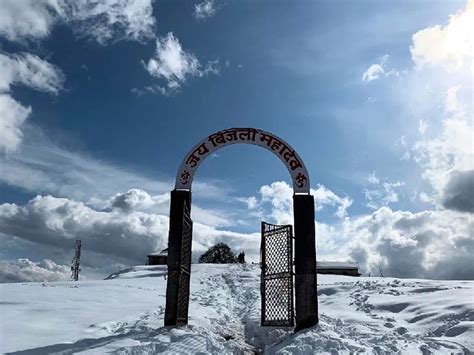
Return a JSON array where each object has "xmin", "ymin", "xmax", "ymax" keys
[
  {"xmin": 363, "ymin": 172, "xmax": 405, "ymax": 210},
  {"xmin": 256, "ymin": 181, "xmax": 352, "ymax": 225},
  {"xmin": 236, "ymin": 196, "xmax": 258, "ymax": 210},
  {"xmin": 0, "ymin": 95, "xmax": 32, "ymax": 153},
  {"xmin": 109, "ymin": 188, "xmax": 168, "ymax": 212},
  {"xmin": 0, "ymin": 0, "xmax": 156, "ymax": 45},
  {"xmin": 362, "ymin": 54, "xmax": 399, "ymax": 82},
  {"xmin": 442, "ymin": 170, "xmax": 474, "ymax": 213},
  {"xmin": 0, "ymin": 195, "xmax": 169, "ymax": 265},
  {"xmin": 414, "ymin": 116, "xmax": 473, "ymax": 202},
  {"xmin": 313, "ymin": 185, "xmax": 353, "ymax": 218},
  {"xmin": 410, "ymin": 0, "xmax": 474, "ymax": 74},
  {"xmin": 103, "ymin": 189, "xmax": 232, "ymax": 227},
  {"xmin": 143, "ymin": 32, "xmax": 219, "ymax": 94},
  {"xmin": 344, "ymin": 207, "xmax": 473, "ymax": 280},
  {"xmin": 0, "ymin": 258, "xmax": 70, "ymax": 283},
  {"xmin": 194, "ymin": 0, "xmax": 217, "ymax": 21},
  {"xmin": 1, "ymin": 184, "xmax": 472, "ymax": 280},
  {"xmin": 0, "ymin": 187, "xmax": 258, "ymax": 274},
  {"xmin": 406, "ymin": 5, "xmax": 473, "ymax": 209},
  {"xmin": 250, "ymin": 183, "xmax": 473, "ymax": 280}
]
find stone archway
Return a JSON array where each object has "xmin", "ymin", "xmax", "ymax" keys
[{"xmin": 164, "ymin": 128, "xmax": 318, "ymax": 331}]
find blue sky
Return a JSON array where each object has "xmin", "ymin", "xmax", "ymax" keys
[{"xmin": 0, "ymin": 0, "xmax": 472, "ymax": 281}]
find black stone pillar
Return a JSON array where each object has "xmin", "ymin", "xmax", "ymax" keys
[
  {"xmin": 293, "ymin": 194, "xmax": 318, "ymax": 331},
  {"xmin": 164, "ymin": 189, "xmax": 192, "ymax": 326}
]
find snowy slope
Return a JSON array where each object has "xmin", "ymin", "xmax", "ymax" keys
[{"xmin": 0, "ymin": 264, "xmax": 472, "ymax": 354}]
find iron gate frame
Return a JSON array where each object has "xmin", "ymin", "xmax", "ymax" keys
[
  {"xmin": 176, "ymin": 201, "xmax": 193, "ymax": 325},
  {"xmin": 260, "ymin": 221, "xmax": 295, "ymax": 327}
]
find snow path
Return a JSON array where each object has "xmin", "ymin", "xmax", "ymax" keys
[{"xmin": 1, "ymin": 264, "xmax": 473, "ymax": 354}]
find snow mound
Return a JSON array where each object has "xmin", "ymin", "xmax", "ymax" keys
[{"xmin": 0, "ymin": 264, "xmax": 472, "ymax": 354}]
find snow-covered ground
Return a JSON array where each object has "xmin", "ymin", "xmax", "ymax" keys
[{"xmin": 0, "ymin": 264, "xmax": 472, "ymax": 354}]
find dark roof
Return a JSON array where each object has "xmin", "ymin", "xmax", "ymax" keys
[
  {"xmin": 147, "ymin": 248, "xmax": 168, "ymax": 257},
  {"xmin": 317, "ymin": 261, "xmax": 359, "ymax": 270}
]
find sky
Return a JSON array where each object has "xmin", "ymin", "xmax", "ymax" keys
[{"xmin": 0, "ymin": 0, "xmax": 472, "ymax": 282}]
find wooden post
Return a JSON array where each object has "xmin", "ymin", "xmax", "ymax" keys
[
  {"xmin": 293, "ymin": 194, "xmax": 318, "ymax": 331},
  {"xmin": 164, "ymin": 189, "xmax": 191, "ymax": 326}
]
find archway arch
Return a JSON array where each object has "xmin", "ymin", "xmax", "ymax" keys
[
  {"xmin": 165, "ymin": 128, "xmax": 318, "ymax": 331},
  {"xmin": 175, "ymin": 128, "xmax": 310, "ymax": 193}
]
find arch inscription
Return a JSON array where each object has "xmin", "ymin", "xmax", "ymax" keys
[{"xmin": 175, "ymin": 127, "xmax": 310, "ymax": 193}]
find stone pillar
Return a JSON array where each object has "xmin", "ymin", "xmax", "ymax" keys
[
  {"xmin": 293, "ymin": 194, "xmax": 318, "ymax": 331},
  {"xmin": 164, "ymin": 189, "xmax": 192, "ymax": 326}
]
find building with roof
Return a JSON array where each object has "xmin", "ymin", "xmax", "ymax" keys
[
  {"xmin": 147, "ymin": 248, "xmax": 168, "ymax": 265},
  {"xmin": 316, "ymin": 261, "xmax": 361, "ymax": 277}
]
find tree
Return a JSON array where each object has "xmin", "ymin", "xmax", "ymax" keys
[
  {"xmin": 198, "ymin": 243, "xmax": 236, "ymax": 264},
  {"xmin": 237, "ymin": 251, "xmax": 245, "ymax": 264}
]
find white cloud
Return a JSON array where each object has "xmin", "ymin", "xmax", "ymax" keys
[
  {"xmin": 0, "ymin": 0, "xmax": 156, "ymax": 45},
  {"xmin": 419, "ymin": 192, "xmax": 435, "ymax": 205},
  {"xmin": 410, "ymin": 0, "xmax": 474, "ymax": 74},
  {"xmin": 68, "ymin": 0, "xmax": 156, "ymax": 45},
  {"xmin": 236, "ymin": 196, "xmax": 258, "ymax": 210},
  {"xmin": 363, "ymin": 172, "xmax": 404, "ymax": 210},
  {"xmin": 107, "ymin": 189, "xmax": 232, "ymax": 227},
  {"xmin": 192, "ymin": 224, "xmax": 260, "ymax": 261},
  {"xmin": 0, "ymin": 258, "xmax": 70, "ymax": 283},
  {"xmin": 414, "ymin": 116, "xmax": 473, "ymax": 203},
  {"xmin": 258, "ymin": 181, "xmax": 352, "ymax": 224},
  {"xmin": 0, "ymin": 53, "xmax": 64, "ymax": 153},
  {"xmin": 0, "ymin": 95, "xmax": 31, "ymax": 153},
  {"xmin": 259, "ymin": 181, "xmax": 294, "ymax": 225},
  {"xmin": 396, "ymin": 135, "xmax": 411, "ymax": 161},
  {"xmin": 313, "ymin": 184, "xmax": 353, "ymax": 218},
  {"xmin": 1, "ymin": 185, "xmax": 472, "ymax": 280},
  {"xmin": 344, "ymin": 207, "xmax": 474, "ymax": 280},
  {"xmin": 418, "ymin": 119, "xmax": 428, "ymax": 135},
  {"xmin": 0, "ymin": 191, "xmax": 263, "ymax": 275},
  {"xmin": 143, "ymin": 32, "xmax": 219, "ymax": 94},
  {"xmin": 355, "ymin": 8, "xmax": 474, "ymax": 266},
  {"xmin": 0, "ymin": 195, "xmax": 169, "ymax": 265},
  {"xmin": 194, "ymin": 0, "xmax": 217, "ymax": 21},
  {"xmin": 445, "ymin": 85, "xmax": 461, "ymax": 112},
  {"xmin": 109, "ymin": 188, "xmax": 168, "ymax": 212},
  {"xmin": 0, "ymin": 127, "xmax": 169, "ymax": 200},
  {"xmin": 362, "ymin": 54, "xmax": 398, "ymax": 82},
  {"xmin": 0, "ymin": 125, "xmax": 231, "ymax": 212},
  {"xmin": 367, "ymin": 171, "xmax": 379, "ymax": 184},
  {"xmin": 0, "ymin": 0, "xmax": 66, "ymax": 42},
  {"xmin": 404, "ymin": 6, "xmax": 474, "ymax": 210},
  {"xmin": 362, "ymin": 63, "xmax": 385, "ymax": 82},
  {"xmin": 0, "ymin": 52, "xmax": 64, "ymax": 94}
]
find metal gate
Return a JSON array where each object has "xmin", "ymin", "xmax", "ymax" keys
[
  {"xmin": 176, "ymin": 202, "xmax": 193, "ymax": 325},
  {"xmin": 260, "ymin": 221, "xmax": 294, "ymax": 327}
]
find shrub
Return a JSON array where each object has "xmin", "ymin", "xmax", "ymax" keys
[{"xmin": 198, "ymin": 243, "xmax": 237, "ymax": 263}]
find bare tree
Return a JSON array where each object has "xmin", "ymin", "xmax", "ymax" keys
[{"xmin": 378, "ymin": 264, "xmax": 384, "ymax": 278}]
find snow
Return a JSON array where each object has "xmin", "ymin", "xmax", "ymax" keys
[{"xmin": 0, "ymin": 264, "xmax": 472, "ymax": 354}]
